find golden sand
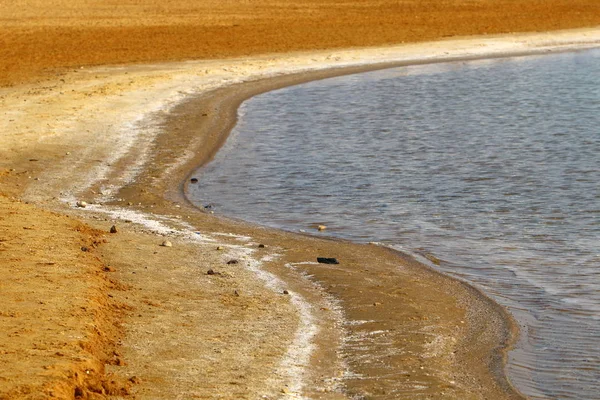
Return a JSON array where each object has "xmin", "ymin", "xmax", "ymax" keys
[
  {"xmin": 2, "ymin": 0, "xmax": 600, "ymax": 86},
  {"xmin": 1, "ymin": 1, "xmax": 600, "ymax": 398}
]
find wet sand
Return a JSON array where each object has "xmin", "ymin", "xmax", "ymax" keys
[{"xmin": 1, "ymin": 4, "xmax": 600, "ymax": 397}]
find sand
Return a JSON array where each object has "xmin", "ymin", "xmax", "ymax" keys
[
  {"xmin": 2, "ymin": 1, "xmax": 600, "ymax": 398},
  {"xmin": 2, "ymin": 0, "xmax": 600, "ymax": 86}
]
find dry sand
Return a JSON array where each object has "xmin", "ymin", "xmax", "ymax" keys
[
  {"xmin": 2, "ymin": 1, "xmax": 600, "ymax": 398},
  {"xmin": 2, "ymin": 0, "xmax": 600, "ymax": 86}
]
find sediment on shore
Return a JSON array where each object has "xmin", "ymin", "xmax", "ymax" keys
[
  {"xmin": 1, "ymin": 28, "xmax": 600, "ymax": 398},
  {"xmin": 103, "ymin": 61, "xmax": 528, "ymax": 399}
]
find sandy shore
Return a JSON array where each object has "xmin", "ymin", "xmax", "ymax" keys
[
  {"xmin": 1, "ymin": 25, "xmax": 600, "ymax": 399},
  {"xmin": 2, "ymin": 0, "xmax": 600, "ymax": 87}
]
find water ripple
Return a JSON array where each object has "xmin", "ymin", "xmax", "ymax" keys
[{"xmin": 190, "ymin": 49, "xmax": 600, "ymax": 399}]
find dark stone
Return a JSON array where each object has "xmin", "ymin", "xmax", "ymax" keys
[
  {"xmin": 317, "ymin": 257, "xmax": 339, "ymax": 264},
  {"xmin": 226, "ymin": 259, "xmax": 238, "ymax": 265},
  {"xmin": 207, "ymin": 269, "xmax": 216, "ymax": 275},
  {"xmin": 283, "ymin": 290, "xmax": 289, "ymax": 295},
  {"xmin": 190, "ymin": 178, "xmax": 198, "ymax": 183},
  {"xmin": 204, "ymin": 204, "xmax": 213, "ymax": 210},
  {"xmin": 258, "ymin": 244, "xmax": 266, "ymax": 248},
  {"xmin": 110, "ymin": 225, "xmax": 118, "ymax": 233},
  {"xmin": 81, "ymin": 246, "xmax": 89, "ymax": 252}
]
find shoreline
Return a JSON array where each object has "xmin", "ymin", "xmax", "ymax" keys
[
  {"xmin": 169, "ymin": 53, "xmax": 528, "ymax": 397},
  {"xmin": 2, "ymin": 28, "xmax": 600, "ymax": 398}
]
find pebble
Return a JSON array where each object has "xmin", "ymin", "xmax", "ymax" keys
[
  {"xmin": 317, "ymin": 257, "xmax": 339, "ymax": 264},
  {"xmin": 76, "ymin": 201, "xmax": 87, "ymax": 208},
  {"xmin": 226, "ymin": 259, "xmax": 239, "ymax": 265},
  {"xmin": 190, "ymin": 178, "xmax": 198, "ymax": 183},
  {"xmin": 258, "ymin": 244, "xmax": 266, "ymax": 248},
  {"xmin": 110, "ymin": 225, "xmax": 118, "ymax": 233},
  {"xmin": 216, "ymin": 246, "xmax": 224, "ymax": 250},
  {"xmin": 160, "ymin": 240, "xmax": 172, "ymax": 247},
  {"xmin": 206, "ymin": 269, "xmax": 216, "ymax": 275},
  {"xmin": 283, "ymin": 290, "xmax": 289, "ymax": 295},
  {"xmin": 318, "ymin": 225, "xmax": 327, "ymax": 231}
]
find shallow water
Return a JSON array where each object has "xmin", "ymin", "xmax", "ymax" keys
[{"xmin": 188, "ymin": 49, "xmax": 600, "ymax": 399}]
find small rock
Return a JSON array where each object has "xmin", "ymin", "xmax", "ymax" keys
[
  {"xmin": 76, "ymin": 201, "xmax": 87, "ymax": 208},
  {"xmin": 161, "ymin": 240, "xmax": 172, "ymax": 247},
  {"xmin": 216, "ymin": 246, "xmax": 224, "ymax": 250},
  {"xmin": 317, "ymin": 257, "xmax": 339, "ymax": 264},
  {"xmin": 234, "ymin": 290, "xmax": 240, "ymax": 297},
  {"xmin": 204, "ymin": 204, "xmax": 213, "ymax": 210},
  {"xmin": 114, "ymin": 357, "xmax": 125, "ymax": 366},
  {"xmin": 318, "ymin": 225, "xmax": 327, "ymax": 231},
  {"xmin": 109, "ymin": 225, "xmax": 118, "ymax": 233},
  {"xmin": 258, "ymin": 244, "xmax": 266, "ymax": 248},
  {"xmin": 226, "ymin": 259, "xmax": 239, "ymax": 265},
  {"xmin": 103, "ymin": 266, "xmax": 116, "ymax": 272},
  {"xmin": 65, "ymin": 152, "xmax": 71, "ymax": 155},
  {"xmin": 190, "ymin": 178, "xmax": 198, "ymax": 183},
  {"xmin": 81, "ymin": 246, "xmax": 89, "ymax": 252},
  {"xmin": 373, "ymin": 302, "xmax": 382, "ymax": 306},
  {"xmin": 283, "ymin": 290, "xmax": 289, "ymax": 295},
  {"xmin": 128, "ymin": 376, "xmax": 141, "ymax": 384},
  {"xmin": 206, "ymin": 269, "xmax": 216, "ymax": 275},
  {"xmin": 127, "ymin": 202, "xmax": 133, "ymax": 206}
]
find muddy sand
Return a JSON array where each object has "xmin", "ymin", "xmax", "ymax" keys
[{"xmin": 1, "ymin": 2, "xmax": 600, "ymax": 398}]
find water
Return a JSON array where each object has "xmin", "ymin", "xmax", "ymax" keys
[{"xmin": 188, "ymin": 49, "xmax": 600, "ymax": 399}]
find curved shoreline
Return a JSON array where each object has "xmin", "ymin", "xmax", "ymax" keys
[
  {"xmin": 149, "ymin": 51, "xmax": 534, "ymax": 397},
  {"xmin": 152, "ymin": 39, "xmax": 600, "ymax": 398},
  {"xmin": 2, "ymin": 28, "xmax": 600, "ymax": 398}
]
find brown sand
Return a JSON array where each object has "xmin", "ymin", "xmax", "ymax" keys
[
  {"xmin": 2, "ymin": 0, "xmax": 600, "ymax": 87},
  {"xmin": 1, "ymin": 1, "xmax": 600, "ymax": 398}
]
